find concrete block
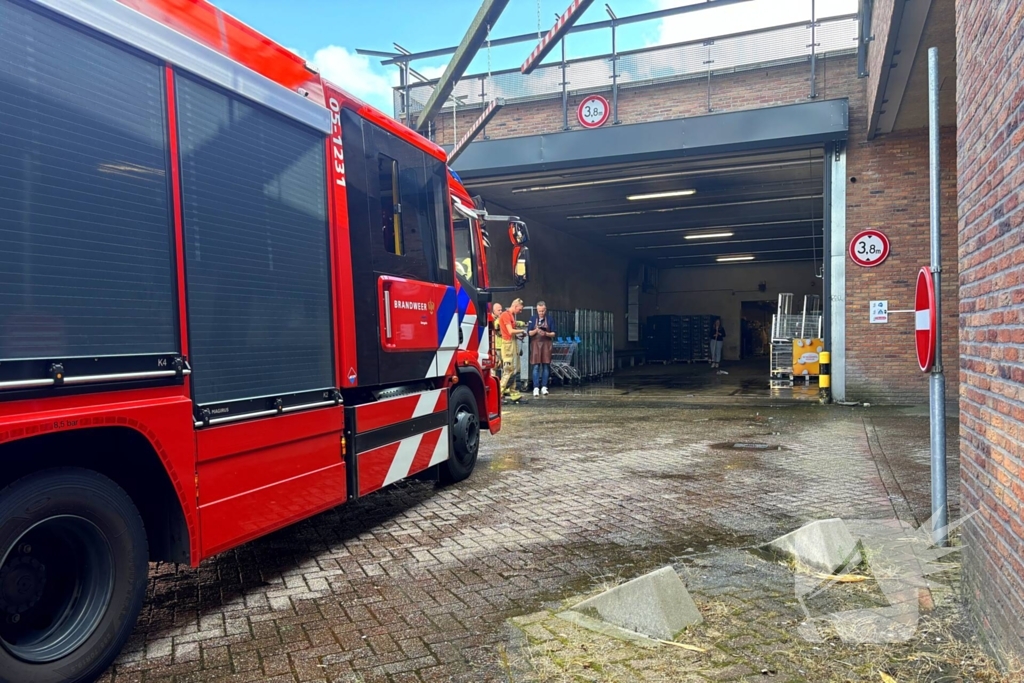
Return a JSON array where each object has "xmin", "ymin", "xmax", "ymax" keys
[
  {"xmin": 571, "ymin": 566, "xmax": 702, "ymax": 640},
  {"xmin": 767, "ymin": 518, "xmax": 862, "ymax": 573}
]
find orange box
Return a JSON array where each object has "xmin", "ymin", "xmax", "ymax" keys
[{"xmin": 793, "ymin": 339, "xmax": 824, "ymax": 376}]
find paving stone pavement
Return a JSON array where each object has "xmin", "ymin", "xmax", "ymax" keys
[{"xmin": 100, "ymin": 399, "xmax": 956, "ymax": 682}]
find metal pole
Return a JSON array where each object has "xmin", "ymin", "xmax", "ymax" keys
[
  {"xmin": 480, "ymin": 76, "xmax": 489, "ymax": 139},
  {"xmin": 397, "ymin": 62, "xmax": 407, "ymax": 123},
  {"xmin": 611, "ymin": 19, "xmax": 620, "ymax": 124},
  {"xmin": 703, "ymin": 40, "xmax": 714, "ymax": 112},
  {"xmin": 403, "ymin": 61, "xmax": 411, "ymax": 126},
  {"xmin": 927, "ymin": 46, "xmax": 947, "ymax": 547},
  {"xmin": 809, "ymin": 0, "xmax": 818, "ymax": 98},
  {"xmin": 561, "ymin": 37, "xmax": 570, "ymax": 130},
  {"xmin": 856, "ymin": 0, "xmax": 871, "ymax": 78}
]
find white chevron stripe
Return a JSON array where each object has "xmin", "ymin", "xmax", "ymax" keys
[
  {"xmin": 383, "ymin": 433, "xmax": 423, "ymax": 487},
  {"xmin": 440, "ymin": 310, "xmax": 460, "ymax": 347},
  {"xmin": 478, "ymin": 323, "xmax": 490, "ymax": 365},
  {"xmin": 459, "ymin": 314, "xmax": 478, "ymax": 350},
  {"xmin": 434, "ymin": 349, "xmax": 455, "ymax": 377},
  {"xmin": 428, "ymin": 426, "xmax": 450, "ymax": 466},
  {"xmin": 412, "ymin": 389, "xmax": 445, "ymax": 418},
  {"xmin": 427, "ymin": 311, "xmax": 461, "ymax": 377}
]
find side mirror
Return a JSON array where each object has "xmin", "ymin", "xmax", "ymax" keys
[
  {"xmin": 512, "ymin": 245, "xmax": 530, "ymax": 288},
  {"xmin": 508, "ymin": 220, "xmax": 529, "ymax": 246}
]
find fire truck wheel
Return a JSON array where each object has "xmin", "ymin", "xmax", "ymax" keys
[
  {"xmin": 0, "ymin": 468, "xmax": 148, "ymax": 683},
  {"xmin": 442, "ymin": 385, "xmax": 480, "ymax": 484}
]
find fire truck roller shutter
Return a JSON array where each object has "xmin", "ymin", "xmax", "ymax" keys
[
  {"xmin": 175, "ymin": 73, "xmax": 334, "ymax": 411},
  {"xmin": 0, "ymin": 0, "xmax": 178, "ymax": 366}
]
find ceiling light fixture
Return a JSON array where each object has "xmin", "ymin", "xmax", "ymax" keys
[
  {"xmin": 637, "ymin": 235, "xmax": 811, "ymax": 250},
  {"xmin": 507, "ymin": 158, "xmax": 822, "ymax": 194},
  {"xmin": 627, "ymin": 189, "xmax": 696, "ymax": 201},
  {"xmin": 608, "ymin": 218, "xmax": 822, "ymax": 238},
  {"xmin": 684, "ymin": 231, "xmax": 733, "ymax": 240},
  {"xmin": 568, "ymin": 194, "xmax": 822, "ymax": 220},
  {"xmin": 716, "ymin": 255, "xmax": 755, "ymax": 262}
]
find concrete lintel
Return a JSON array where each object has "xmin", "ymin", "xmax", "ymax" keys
[
  {"xmin": 450, "ymin": 99, "xmax": 849, "ymax": 180},
  {"xmin": 415, "ymin": 0, "xmax": 511, "ymax": 132},
  {"xmin": 874, "ymin": 0, "xmax": 934, "ymax": 136}
]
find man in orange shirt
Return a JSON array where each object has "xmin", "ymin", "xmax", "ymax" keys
[{"xmin": 498, "ymin": 298, "xmax": 524, "ymax": 401}]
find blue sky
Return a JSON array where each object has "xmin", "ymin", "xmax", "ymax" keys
[{"xmin": 209, "ymin": 0, "xmax": 856, "ymax": 113}]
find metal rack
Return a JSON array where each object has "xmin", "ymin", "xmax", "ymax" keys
[
  {"xmin": 575, "ymin": 309, "xmax": 614, "ymax": 379},
  {"xmin": 535, "ymin": 309, "xmax": 614, "ymax": 383},
  {"xmin": 770, "ymin": 294, "xmax": 822, "ymax": 383}
]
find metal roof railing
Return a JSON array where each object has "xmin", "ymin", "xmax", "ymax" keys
[{"xmin": 395, "ymin": 14, "xmax": 859, "ymax": 126}]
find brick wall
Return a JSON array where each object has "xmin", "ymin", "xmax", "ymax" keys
[
  {"xmin": 844, "ymin": 126, "xmax": 960, "ymax": 403},
  {"xmin": 956, "ymin": 0, "xmax": 1024, "ymax": 668},
  {"xmin": 432, "ymin": 55, "xmax": 858, "ymax": 145}
]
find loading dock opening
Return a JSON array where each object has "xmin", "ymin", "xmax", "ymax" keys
[{"xmin": 451, "ymin": 100, "xmax": 848, "ymax": 401}]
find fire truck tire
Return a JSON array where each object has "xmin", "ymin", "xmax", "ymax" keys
[
  {"xmin": 442, "ymin": 385, "xmax": 480, "ymax": 484},
  {"xmin": 0, "ymin": 468, "xmax": 148, "ymax": 683}
]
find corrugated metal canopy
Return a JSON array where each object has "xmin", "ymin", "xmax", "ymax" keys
[{"xmin": 451, "ymin": 100, "xmax": 848, "ymax": 268}]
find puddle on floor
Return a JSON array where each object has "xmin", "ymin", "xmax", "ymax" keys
[{"xmin": 710, "ymin": 442, "xmax": 786, "ymax": 451}]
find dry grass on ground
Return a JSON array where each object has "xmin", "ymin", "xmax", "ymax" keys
[{"xmin": 502, "ymin": 554, "xmax": 1018, "ymax": 683}]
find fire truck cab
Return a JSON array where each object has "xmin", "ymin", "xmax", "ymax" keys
[{"xmin": 0, "ymin": 1, "xmax": 527, "ymax": 680}]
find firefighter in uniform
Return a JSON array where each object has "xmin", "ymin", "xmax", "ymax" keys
[
  {"xmin": 498, "ymin": 299, "xmax": 524, "ymax": 401},
  {"xmin": 491, "ymin": 302, "xmax": 503, "ymax": 380}
]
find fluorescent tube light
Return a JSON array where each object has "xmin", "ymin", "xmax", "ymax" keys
[
  {"xmin": 568, "ymin": 194, "xmax": 822, "ymax": 220},
  {"xmin": 507, "ymin": 158, "xmax": 821, "ymax": 193},
  {"xmin": 716, "ymin": 255, "xmax": 755, "ymax": 262},
  {"xmin": 627, "ymin": 189, "xmax": 696, "ymax": 201},
  {"xmin": 684, "ymin": 232, "xmax": 733, "ymax": 240}
]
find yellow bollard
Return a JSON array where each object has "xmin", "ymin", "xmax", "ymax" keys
[{"xmin": 819, "ymin": 351, "xmax": 831, "ymax": 404}]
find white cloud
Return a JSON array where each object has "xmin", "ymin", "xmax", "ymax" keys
[
  {"xmin": 650, "ymin": 0, "xmax": 857, "ymax": 46},
  {"xmin": 418, "ymin": 64, "xmax": 448, "ymax": 80},
  {"xmin": 312, "ymin": 45, "xmax": 398, "ymax": 113}
]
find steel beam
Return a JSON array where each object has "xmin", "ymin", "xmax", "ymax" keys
[
  {"xmin": 523, "ymin": 0, "xmax": 595, "ymax": 75},
  {"xmin": 448, "ymin": 99, "xmax": 505, "ymax": 164},
  {"xmin": 828, "ymin": 142, "xmax": 847, "ymax": 402},
  {"xmin": 450, "ymin": 99, "xmax": 849, "ymax": 179},
  {"xmin": 378, "ymin": 0, "xmax": 754, "ymax": 66},
  {"xmin": 874, "ymin": 0, "xmax": 933, "ymax": 136},
  {"xmin": 414, "ymin": 0, "xmax": 510, "ymax": 133}
]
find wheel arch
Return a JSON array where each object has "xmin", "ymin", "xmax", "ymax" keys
[
  {"xmin": 0, "ymin": 427, "xmax": 192, "ymax": 564},
  {"xmin": 455, "ymin": 367, "xmax": 487, "ymax": 426}
]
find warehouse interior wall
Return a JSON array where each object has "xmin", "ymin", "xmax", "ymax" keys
[
  {"xmin": 652, "ymin": 262, "xmax": 822, "ymax": 361},
  {"xmin": 485, "ymin": 210, "xmax": 635, "ymax": 350}
]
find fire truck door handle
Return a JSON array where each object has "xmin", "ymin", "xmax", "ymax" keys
[{"xmin": 383, "ymin": 288, "xmax": 393, "ymax": 340}]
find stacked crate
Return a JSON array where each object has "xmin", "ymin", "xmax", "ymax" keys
[
  {"xmin": 644, "ymin": 315, "xmax": 688, "ymax": 362},
  {"xmin": 678, "ymin": 316, "xmax": 693, "ymax": 361},
  {"xmin": 691, "ymin": 315, "xmax": 712, "ymax": 362}
]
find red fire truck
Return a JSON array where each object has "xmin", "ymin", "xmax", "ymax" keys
[{"xmin": 0, "ymin": 1, "xmax": 528, "ymax": 680}]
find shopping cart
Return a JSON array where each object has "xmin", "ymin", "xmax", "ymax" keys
[{"xmin": 551, "ymin": 338, "xmax": 581, "ymax": 385}]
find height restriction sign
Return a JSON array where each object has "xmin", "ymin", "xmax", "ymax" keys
[
  {"xmin": 849, "ymin": 229, "xmax": 890, "ymax": 267},
  {"xmin": 577, "ymin": 94, "xmax": 610, "ymax": 129},
  {"xmin": 915, "ymin": 266, "xmax": 937, "ymax": 371}
]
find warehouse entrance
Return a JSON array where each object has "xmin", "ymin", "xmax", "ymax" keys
[{"xmin": 452, "ymin": 100, "xmax": 848, "ymax": 401}]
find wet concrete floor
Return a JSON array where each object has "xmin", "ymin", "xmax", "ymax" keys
[
  {"xmin": 102, "ymin": 382, "xmax": 964, "ymax": 682},
  {"xmin": 557, "ymin": 358, "xmax": 822, "ymax": 402}
]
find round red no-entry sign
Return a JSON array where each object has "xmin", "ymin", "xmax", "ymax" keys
[{"xmin": 915, "ymin": 266, "xmax": 936, "ymax": 372}]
